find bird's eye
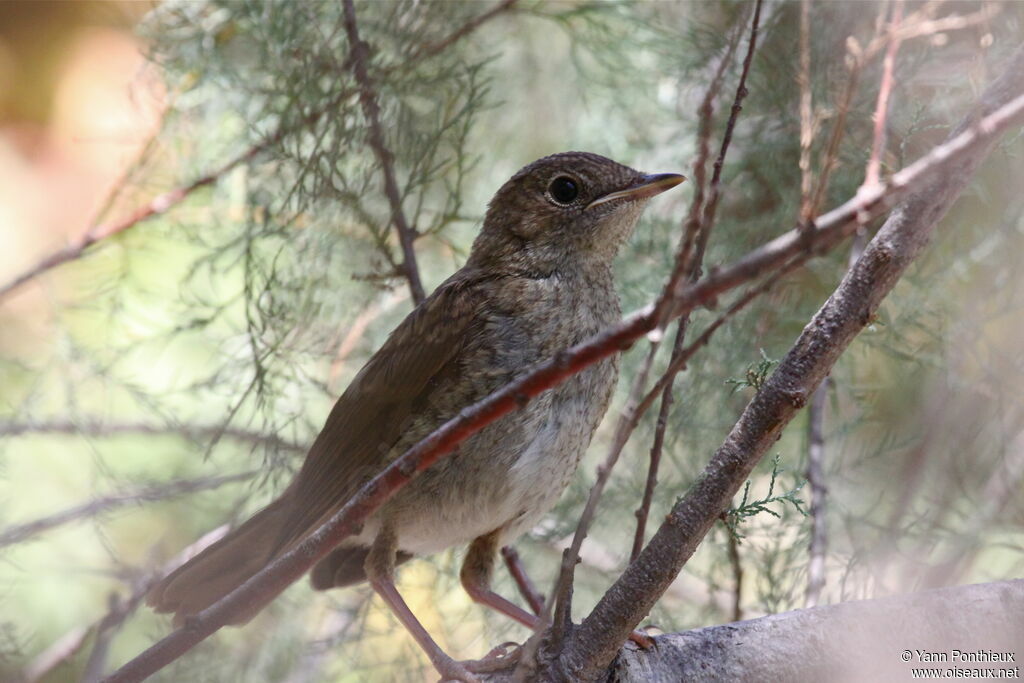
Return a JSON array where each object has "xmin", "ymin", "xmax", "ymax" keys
[{"xmin": 547, "ymin": 176, "xmax": 579, "ymax": 205}]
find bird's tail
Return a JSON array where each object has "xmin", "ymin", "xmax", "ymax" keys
[{"xmin": 146, "ymin": 493, "xmax": 296, "ymax": 627}]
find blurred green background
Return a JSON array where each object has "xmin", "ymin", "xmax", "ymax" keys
[{"xmin": 1, "ymin": 1, "xmax": 1023, "ymax": 681}]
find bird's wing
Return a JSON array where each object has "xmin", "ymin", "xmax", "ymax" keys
[{"xmin": 270, "ymin": 273, "xmax": 492, "ymax": 553}]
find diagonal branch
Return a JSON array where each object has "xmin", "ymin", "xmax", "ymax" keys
[
  {"xmin": 342, "ymin": 0, "xmax": 426, "ymax": 305},
  {"xmin": 102, "ymin": 65, "xmax": 1024, "ymax": 683},
  {"xmin": 559, "ymin": 44, "xmax": 1024, "ymax": 682}
]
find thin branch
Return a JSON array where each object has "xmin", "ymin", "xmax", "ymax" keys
[
  {"xmin": 632, "ymin": 0, "xmax": 763, "ymax": 563},
  {"xmin": 804, "ymin": 376, "xmax": 829, "ymax": 608},
  {"xmin": 798, "ymin": 0, "xmax": 815, "ymax": 225},
  {"xmin": 892, "ymin": 2, "xmax": 1001, "ymax": 43},
  {"xmin": 722, "ymin": 516, "xmax": 744, "ymax": 622},
  {"xmin": 549, "ymin": 341, "xmax": 661, "ymax": 648},
  {"xmin": 629, "ymin": 360, "xmax": 674, "ymax": 563},
  {"xmin": 864, "ymin": 0, "xmax": 905, "ymax": 189},
  {"xmin": 102, "ymin": 80, "xmax": 1024, "ymax": 683},
  {"xmin": 412, "ymin": 0, "xmax": 519, "ymax": 61},
  {"xmin": 0, "ymin": 471, "xmax": 253, "ymax": 549},
  {"xmin": 804, "ymin": 4, "xmax": 905, "ymax": 608},
  {"xmin": 501, "ymin": 545, "xmax": 545, "ymax": 616},
  {"xmin": 342, "ymin": 0, "xmax": 426, "ymax": 305},
  {"xmin": 0, "ymin": 136, "xmax": 271, "ymax": 303},
  {"xmin": 561, "ymin": 45, "xmax": 1024, "ymax": 681},
  {"xmin": 0, "ymin": 420, "xmax": 305, "ymax": 454},
  {"xmin": 669, "ymin": 5, "xmax": 750, "ymax": 293},
  {"xmin": 695, "ymin": 0, "xmax": 763, "ymax": 268}
]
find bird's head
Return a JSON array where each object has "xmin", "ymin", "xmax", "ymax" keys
[{"xmin": 469, "ymin": 151, "xmax": 685, "ymax": 275}]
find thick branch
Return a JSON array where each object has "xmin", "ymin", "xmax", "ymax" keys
[
  {"xmin": 609, "ymin": 580, "xmax": 1024, "ymax": 682},
  {"xmin": 561, "ymin": 44, "xmax": 1024, "ymax": 681},
  {"xmin": 103, "ymin": 52, "xmax": 1024, "ymax": 682}
]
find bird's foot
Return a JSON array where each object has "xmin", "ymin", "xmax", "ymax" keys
[
  {"xmin": 431, "ymin": 653, "xmax": 482, "ymax": 683},
  {"xmin": 628, "ymin": 626, "xmax": 657, "ymax": 649},
  {"xmin": 462, "ymin": 641, "xmax": 522, "ymax": 674}
]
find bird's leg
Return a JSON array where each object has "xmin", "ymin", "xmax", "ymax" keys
[
  {"xmin": 462, "ymin": 531, "xmax": 542, "ymax": 630},
  {"xmin": 366, "ymin": 524, "xmax": 479, "ymax": 683},
  {"xmin": 469, "ymin": 532, "xmax": 656, "ymax": 651}
]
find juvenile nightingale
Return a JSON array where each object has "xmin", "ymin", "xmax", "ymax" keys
[{"xmin": 147, "ymin": 151, "xmax": 684, "ymax": 681}]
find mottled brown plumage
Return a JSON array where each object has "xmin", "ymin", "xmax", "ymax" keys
[{"xmin": 147, "ymin": 151, "xmax": 683, "ymax": 681}]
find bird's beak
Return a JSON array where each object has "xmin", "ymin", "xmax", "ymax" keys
[{"xmin": 586, "ymin": 173, "xmax": 686, "ymax": 210}]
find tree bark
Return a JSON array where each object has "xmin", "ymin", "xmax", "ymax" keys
[{"xmin": 610, "ymin": 580, "xmax": 1024, "ymax": 682}]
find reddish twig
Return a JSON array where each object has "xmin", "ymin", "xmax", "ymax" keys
[
  {"xmin": 501, "ymin": 545, "xmax": 545, "ymax": 615},
  {"xmin": 695, "ymin": 0, "xmax": 763, "ymax": 268},
  {"xmin": 668, "ymin": 5, "xmax": 750, "ymax": 294},
  {"xmin": 864, "ymin": 0, "xmax": 905, "ymax": 189},
  {"xmin": 102, "ymin": 89, "xmax": 1024, "ymax": 683},
  {"xmin": 549, "ymin": 341, "xmax": 661, "ymax": 647},
  {"xmin": 342, "ymin": 0, "xmax": 426, "ymax": 305},
  {"xmin": 629, "ymin": 345, "xmax": 676, "ymax": 563}
]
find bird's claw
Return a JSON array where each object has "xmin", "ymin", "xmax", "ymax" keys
[{"xmin": 462, "ymin": 641, "xmax": 523, "ymax": 673}]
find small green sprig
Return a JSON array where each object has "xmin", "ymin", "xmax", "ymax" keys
[
  {"xmin": 725, "ymin": 349, "xmax": 778, "ymax": 393},
  {"xmin": 723, "ymin": 454, "xmax": 807, "ymax": 541}
]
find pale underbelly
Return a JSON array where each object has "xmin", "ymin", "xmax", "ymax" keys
[{"xmin": 346, "ymin": 398, "xmax": 592, "ymax": 556}]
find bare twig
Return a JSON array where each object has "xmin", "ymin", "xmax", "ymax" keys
[
  {"xmin": 102, "ymin": 81, "xmax": 1024, "ymax": 683},
  {"xmin": 864, "ymin": 0, "xmax": 905, "ymax": 189},
  {"xmin": 695, "ymin": 0, "xmax": 763, "ymax": 268},
  {"xmin": 804, "ymin": 5, "xmax": 905, "ymax": 607},
  {"xmin": 0, "ymin": 420, "xmax": 304, "ymax": 454},
  {"xmin": 722, "ymin": 516, "xmax": 744, "ymax": 621},
  {"xmin": 549, "ymin": 342, "xmax": 661, "ymax": 647},
  {"xmin": 892, "ymin": 3, "xmax": 1000, "ymax": 43},
  {"xmin": 501, "ymin": 545, "xmax": 545, "ymax": 615},
  {"xmin": 342, "ymin": 0, "xmax": 425, "ymax": 305},
  {"xmin": 669, "ymin": 5, "xmax": 750, "ymax": 292},
  {"xmin": 0, "ymin": 137, "xmax": 270, "ymax": 303},
  {"xmin": 0, "ymin": 471, "xmax": 253, "ymax": 549},
  {"xmin": 632, "ymin": 0, "xmax": 763, "ymax": 563},
  {"xmin": 560, "ymin": 46, "xmax": 1024, "ymax": 681},
  {"xmin": 804, "ymin": 376, "xmax": 829, "ymax": 608},
  {"xmin": 629, "ymin": 354, "xmax": 674, "ymax": 564},
  {"xmin": 412, "ymin": 0, "xmax": 519, "ymax": 60},
  {"xmin": 798, "ymin": 0, "xmax": 815, "ymax": 226}
]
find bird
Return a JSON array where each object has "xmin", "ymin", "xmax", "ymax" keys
[{"xmin": 146, "ymin": 151, "xmax": 684, "ymax": 681}]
